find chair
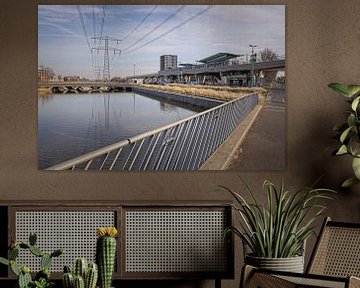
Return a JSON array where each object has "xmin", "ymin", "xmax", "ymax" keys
[{"xmin": 241, "ymin": 217, "xmax": 360, "ymax": 288}]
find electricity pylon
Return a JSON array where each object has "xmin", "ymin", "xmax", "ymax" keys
[
  {"xmin": 92, "ymin": 36, "xmax": 121, "ymax": 81},
  {"xmin": 94, "ymin": 66, "xmax": 102, "ymax": 81}
]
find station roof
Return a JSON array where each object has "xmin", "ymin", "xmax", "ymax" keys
[
  {"xmin": 197, "ymin": 52, "xmax": 241, "ymax": 64},
  {"xmin": 179, "ymin": 63, "xmax": 196, "ymax": 67}
]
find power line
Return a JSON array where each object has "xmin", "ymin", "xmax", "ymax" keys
[
  {"xmin": 77, "ymin": 5, "xmax": 94, "ymax": 73},
  {"xmin": 92, "ymin": 5, "xmax": 97, "ymax": 78},
  {"xmin": 93, "ymin": 5, "xmax": 107, "ymax": 80},
  {"xmin": 91, "ymin": 49, "xmax": 94, "ymax": 68},
  {"xmin": 109, "ymin": 52, "xmax": 116, "ymax": 66},
  {"xmin": 96, "ymin": 5, "xmax": 107, "ymax": 75},
  {"xmin": 110, "ymin": 52, "xmax": 121, "ymax": 73},
  {"xmin": 77, "ymin": 5, "xmax": 91, "ymax": 51},
  {"xmin": 122, "ymin": 5, "xmax": 158, "ymax": 43},
  {"xmin": 122, "ymin": 5, "xmax": 186, "ymax": 52},
  {"xmin": 92, "ymin": 5, "xmax": 96, "ymax": 45},
  {"xmin": 99, "ymin": 5, "xmax": 106, "ymax": 41},
  {"xmin": 124, "ymin": 5, "xmax": 214, "ymax": 54}
]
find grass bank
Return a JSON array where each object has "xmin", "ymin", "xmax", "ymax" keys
[
  {"xmin": 38, "ymin": 87, "xmax": 51, "ymax": 95},
  {"xmin": 138, "ymin": 83, "xmax": 267, "ymax": 103}
]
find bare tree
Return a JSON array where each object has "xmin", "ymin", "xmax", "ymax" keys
[
  {"xmin": 44, "ymin": 67, "xmax": 55, "ymax": 79},
  {"xmin": 38, "ymin": 65, "xmax": 55, "ymax": 82},
  {"xmin": 263, "ymin": 71, "xmax": 278, "ymax": 85},
  {"xmin": 259, "ymin": 48, "xmax": 277, "ymax": 62},
  {"xmin": 258, "ymin": 48, "xmax": 278, "ymax": 85}
]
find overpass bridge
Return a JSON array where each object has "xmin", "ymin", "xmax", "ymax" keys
[
  {"xmin": 158, "ymin": 59, "xmax": 285, "ymax": 77},
  {"xmin": 39, "ymin": 81, "xmax": 132, "ymax": 93},
  {"xmin": 39, "ymin": 59, "xmax": 285, "ymax": 93},
  {"xmin": 130, "ymin": 59, "xmax": 285, "ymax": 86}
]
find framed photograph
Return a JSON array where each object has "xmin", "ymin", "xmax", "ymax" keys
[{"xmin": 38, "ymin": 5, "xmax": 285, "ymax": 171}]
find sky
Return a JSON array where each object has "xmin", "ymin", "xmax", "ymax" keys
[{"xmin": 38, "ymin": 5, "xmax": 285, "ymax": 79}]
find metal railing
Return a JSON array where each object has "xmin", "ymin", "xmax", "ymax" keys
[{"xmin": 46, "ymin": 93, "xmax": 259, "ymax": 171}]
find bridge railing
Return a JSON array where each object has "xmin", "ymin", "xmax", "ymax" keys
[{"xmin": 46, "ymin": 93, "xmax": 259, "ymax": 171}]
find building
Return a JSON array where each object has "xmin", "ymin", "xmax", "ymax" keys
[
  {"xmin": 38, "ymin": 66, "xmax": 55, "ymax": 82},
  {"xmin": 63, "ymin": 76, "xmax": 87, "ymax": 82},
  {"xmin": 160, "ymin": 55, "xmax": 177, "ymax": 71}
]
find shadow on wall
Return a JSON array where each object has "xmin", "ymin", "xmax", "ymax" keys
[{"xmin": 288, "ymin": 108, "xmax": 360, "ymax": 218}]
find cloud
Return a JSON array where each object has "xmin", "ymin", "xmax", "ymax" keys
[
  {"xmin": 38, "ymin": 5, "xmax": 285, "ymax": 78},
  {"xmin": 38, "ymin": 22, "xmax": 81, "ymax": 38}
]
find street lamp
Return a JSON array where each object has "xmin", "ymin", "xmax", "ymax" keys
[{"xmin": 249, "ymin": 44, "xmax": 257, "ymax": 87}]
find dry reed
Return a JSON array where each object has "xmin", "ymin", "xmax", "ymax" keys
[{"xmin": 138, "ymin": 83, "xmax": 267, "ymax": 102}]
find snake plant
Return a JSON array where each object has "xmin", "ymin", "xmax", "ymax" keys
[
  {"xmin": 222, "ymin": 179, "xmax": 335, "ymax": 258},
  {"xmin": 328, "ymin": 83, "xmax": 360, "ymax": 187}
]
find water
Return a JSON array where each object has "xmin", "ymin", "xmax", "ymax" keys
[{"xmin": 38, "ymin": 92, "xmax": 203, "ymax": 169}]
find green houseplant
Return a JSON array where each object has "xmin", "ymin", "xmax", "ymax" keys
[
  {"xmin": 96, "ymin": 227, "xmax": 118, "ymax": 288},
  {"xmin": 222, "ymin": 179, "xmax": 334, "ymax": 272},
  {"xmin": 0, "ymin": 232, "xmax": 63, "ymax": 288},
  {"xmin": 328, "ymin": 83, "xmax": 360, "ymax": 187},
  {"xmin": 62, "ymin": 258, "xmax": 98, "ymax": 288}
]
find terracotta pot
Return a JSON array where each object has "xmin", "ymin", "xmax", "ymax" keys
[{"xmin": 245, "ymin": 254, "xmax": 305, "ymax": 273}]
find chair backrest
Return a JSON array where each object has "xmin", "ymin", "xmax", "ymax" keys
[{"xmin": 307, "ymin": 217, "xmax": 360, "ymax": 277}]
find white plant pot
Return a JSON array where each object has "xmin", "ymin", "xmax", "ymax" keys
[{"xmin": 245, "ymin": 254, "xmax": 305, "ymax": 273}]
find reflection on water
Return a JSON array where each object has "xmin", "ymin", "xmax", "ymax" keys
[
  {"xmin": 38, "ymin": 93, "xmax": 54, "ymax": 104},
  {"xmin": 38, "ymin": 92, "xmax": 203, "ymax": 169}
]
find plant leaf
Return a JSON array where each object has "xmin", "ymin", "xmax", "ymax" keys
[
  {"xmin": 328, "ymin": 83, "xmax": 351, "ymax": 97},
  {"xmin": 342, "ymin": 177, "xmax": 360, "ymax": 188},
  {"xmin": 349, "ymin": 135, "xmax": 360, "ymax": 156},
  {"xmin": 0, "ymin": 257, "xmax": 9, "ymax": 266},
  {"xmin": 348, "ymin": 85, "xmax": 360, "ymax": 97},
  {"xmin": 340, "ymin": 126, "xmax": 353, "ymax": 143},
  {"xmin": 10, "ymin": 261, "xmax": 20, "ymax": 276},
  {"xmin": 333, "ymin": 122, "xmax": 348, "ymax": 132},
  {"xmin": 352, "ymin": 157, "xmax": 360, "ymax": 179},
  {"xmin": 347, "ymin": 114, "xmax": 356, "ymax": 129},
  {"xmin": 351, "ymin": 96, "xmax": 360, "ymax": 111},
  {"xmin": 336, "ymin": 145, "xmax": 348, "ymax": 155}
]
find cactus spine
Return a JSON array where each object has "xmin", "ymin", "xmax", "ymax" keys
[
  {"xmin": 74, "ymin": 275, "xmax": 85, "ymax": 288},
  {"xmin": 74, "ymin": 258, "xmax": 88, "ymax": 279},
  {"xmin": 29, "ymin": 232, "xmax": 37, "ymax": 246},
  {"xmin": 0, "ymin": 233, "xmax": 63, "ymax": 288},
  {"xmin": 63, "ymin": 260, "xmax": 98, "ymax": 288},
  {"xmin": 9, "ymin": 247, "xmax": 19, "ymax": 260},
  {"xmin": 63, "ymin": 272, "xmax": 74, "ymax": 288},
  {"xmin": 10, "ymin": 260, "xmax": 20, "ymax": 276},
  {"xmin": 85, "ymin": 262, "xmax": 98, "ymax": 288},
  {"xmin": 96, "ymin": 227, "xmax": 118, "ymax": 288},
  {"xmin": 40, "ymin": 253, "xmax": 52, "ymax": 270},
  {"xmin": 18, "ymin": 269, "xmax": 32, "ymax": 288}
]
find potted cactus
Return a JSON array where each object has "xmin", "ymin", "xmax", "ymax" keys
[
  {"xmin": 96, "ymin": 227, "xmax": 118, "ymax": 288},
  {"xmin": 62, "ymin": 258, "xmax": 98, "ymax": 288},
  {"xmin": 0, "ymin": 232, "xmax": 63, "ymax": 288}
]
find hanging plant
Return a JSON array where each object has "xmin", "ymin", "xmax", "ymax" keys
[{"xmin": 328, "ymin": 83, "xmax": 360, "ymax": 187}]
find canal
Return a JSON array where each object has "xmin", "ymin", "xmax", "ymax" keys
[{"xmin": 38, "ymin": 92, "xmax": 204, "ymax": 169}]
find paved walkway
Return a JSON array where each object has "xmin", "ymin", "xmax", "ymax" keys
[
  {"xmin": 227, "ymin": 88, "xmax": 286, "ymax": 171},
  {"xmin": 200, "ymin": 104, "xmax": 262, "ymax": 170}
]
